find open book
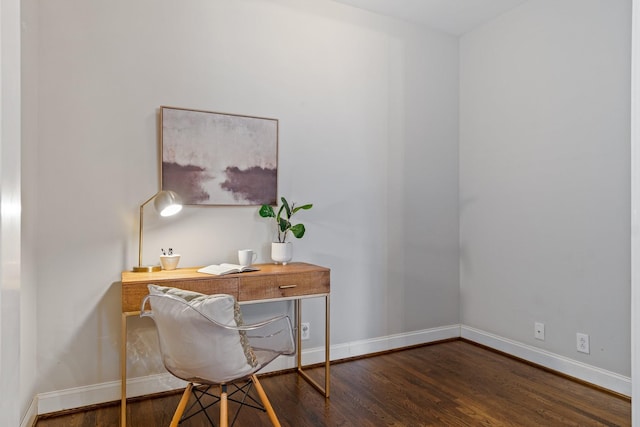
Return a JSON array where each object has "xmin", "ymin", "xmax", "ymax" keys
[{"xmin": 197, "ymin": 263, "xmax": 260, "ymax": 276}]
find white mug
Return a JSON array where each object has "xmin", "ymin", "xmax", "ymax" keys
[{"xmin": 238, "ymin": 249, "xmax": 257, "ymax": 267}]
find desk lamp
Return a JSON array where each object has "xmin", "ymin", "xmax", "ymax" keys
[{"xmin": 133, "ymin": 190, "xmax": 183, "ymax": 272}]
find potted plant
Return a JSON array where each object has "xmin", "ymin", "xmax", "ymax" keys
[{"xmin": 259, "ymin": 196, "xmax": 312, "ymax": 264}]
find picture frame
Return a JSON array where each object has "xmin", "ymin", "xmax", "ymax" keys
[{"xmin": 160, "ymin": 106, "xmax": 278, "ymax": 206}]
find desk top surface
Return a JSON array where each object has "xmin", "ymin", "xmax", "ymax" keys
[{"xmin": 121, "ymin": 262, "xmax": 329, "ymax": 284}]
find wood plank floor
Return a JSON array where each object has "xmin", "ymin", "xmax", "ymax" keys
[{"xmin": 35, "ymin": 340, "xmax": 631, "ymax": 426}]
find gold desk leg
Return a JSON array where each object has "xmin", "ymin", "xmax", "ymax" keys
[
  {"xmin": 325, "ymin": 295, "xmax": 330, "ymax": 397},
  {"xmin": 121, "ymin": 313, "xmax": 127, "ymax": 427},
  {"xmin": 296, "ymin": 296, "xmax": 330, "ymax": 398},
  {"xmin": 296, "ymin": 299, "xmax": 302, "ymax": 370}
]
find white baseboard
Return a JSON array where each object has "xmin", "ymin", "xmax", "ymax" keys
[
  {"xmin": 36, "ymin": 372, "xmax": 188, "ymax": 415},
  {"xmin": 20, "ymin": 397, "xmax": 38, "ymax": 427},
  {"xmin": 36, "ymin": 324, "xmax": 629, "ymax": 416},
  {"xmin": 328, "ymin": 324, "xmax": 461, "ymax": 361},
  {"xmin": 36, "ymin": 324, "xmax": 460, "ymax": 416},
  {"xmin": 461, "ymin": 325, "xmax": 631, "ymax": 397}
]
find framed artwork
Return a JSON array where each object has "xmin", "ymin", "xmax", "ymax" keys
[{"xmin": 160, "ymin": 106, "xmax": 278, "ymax": 205}]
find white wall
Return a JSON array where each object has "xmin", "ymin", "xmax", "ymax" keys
[
  {"xmin": 460, "ymin": 0, "xmax": 631, "ymax": 375},
  {"xmin": 31, "ymin": 0, "xmax": 459, "ymax": 403}
]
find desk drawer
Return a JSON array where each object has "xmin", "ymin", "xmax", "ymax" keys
[
  {"xmin": 122, "ymin": 277, "xmax": 238, "ymax": 312},
  {"xmin": 239, "ymin": 271, "xmax": 329, "ymax": 301}
]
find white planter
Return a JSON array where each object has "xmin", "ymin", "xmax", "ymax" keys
[
  {"xmin": 271, "ymin": 242, "xmax": 293, "ymax": 265},
  {"xmin": 159, "ymin": 255, "xmax": 180, "ymax": 270}
]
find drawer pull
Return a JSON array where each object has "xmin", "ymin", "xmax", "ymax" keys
[{"xmin": 279, "ymin": 284, "xmax": 297, "ymax": 289}]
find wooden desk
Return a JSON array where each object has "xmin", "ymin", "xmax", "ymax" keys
[{"xmin": 120, "ymin": 262, "xmax": 330, "ymax": 427}]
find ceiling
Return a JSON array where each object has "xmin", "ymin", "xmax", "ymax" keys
[{"xmin": 331, "ymin": 0, "xmax": 528, "ymax": 35}]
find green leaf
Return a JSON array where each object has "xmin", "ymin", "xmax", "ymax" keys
[
  {"xmin": 281, "ymin": 197, "xmax": 291, "ymax": 219},
  {"xmin": 278, "ymin": 217, "xmax": 290, "ymax": 232},
  {"xmin": 276, "ymin": 204, "xmax": 286, "ymax": 222},
  {"xmin": 259, "ymin": 205, "xmax": 275, "ymax": 218},
  {"xmin": 292, "ymin": 203, "xmax": 313, "ymax": 214},
  {"xmin": 290, "ymin": 224, "xmax": 306, "ymax": 238}
]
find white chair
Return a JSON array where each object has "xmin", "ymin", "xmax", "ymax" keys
[{"xmin": 141, "ymin": 285, "xmax": 295, "ymax": 427}]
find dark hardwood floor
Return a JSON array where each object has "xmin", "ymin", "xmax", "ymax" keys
[{"xmin": 35, "ymin": 340, "xmax": 631, "ymax": 426}]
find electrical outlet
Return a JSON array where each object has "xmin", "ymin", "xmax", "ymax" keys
[
  {"xmin": 534, "ymin": 322, "xmax": 545, "ymax": 340},
  {"xmin": 301, "ymin": 322, "xmax": 310, "ymax": 340},
  {"xmin": 577, "ymin": 333, "xmax": 590, "ymax": 354}
]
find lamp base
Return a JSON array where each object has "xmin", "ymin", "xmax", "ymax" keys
[{"xmin": 133, "ymin": 265, "xmax": 162, "ymax": 273}]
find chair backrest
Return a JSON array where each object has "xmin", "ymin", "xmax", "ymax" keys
[{"xmin": 142, "ymin": 285, "xmax": 258, "ymax": 384}]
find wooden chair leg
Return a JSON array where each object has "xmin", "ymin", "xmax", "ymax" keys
[
  {"xmin": 170, "ymin": 383, "xmax": 193, "ymax": 427},
  {"xmin": 251, "ymin": 375, "xmax": 281, "ymax": 427},
  {"xmin": 220, "ymin": 384, "xmax": 228, "ymax": 427}
]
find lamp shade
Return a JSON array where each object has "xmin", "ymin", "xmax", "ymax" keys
[
  {"xmin": 154, "ymin": 191, "xmax": 183, "ymax": 217},
  {"xmin": 133, "ymin": 190, "xmax": 183, "ymax": 272}
]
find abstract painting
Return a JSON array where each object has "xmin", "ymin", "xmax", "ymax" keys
[{"xmin": 161, "ymin": 106, "xmax": 278, "ymax": 205}]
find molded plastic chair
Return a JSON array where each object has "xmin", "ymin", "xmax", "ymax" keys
[{"xmin": 141, "ymin": 285, "xmax": 295, "ymax": 427}]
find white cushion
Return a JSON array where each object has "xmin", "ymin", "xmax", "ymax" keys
[{"xmin": 147, "ymin": 285, "xmax": 256, "ymax": 384}]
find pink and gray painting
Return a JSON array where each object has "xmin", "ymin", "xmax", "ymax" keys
[{"xmin": 161, "ymin": 108, "xmax": 278, "ymax": 205}]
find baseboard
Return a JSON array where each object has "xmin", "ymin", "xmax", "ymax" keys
[
  {"xmin": 328, "ymin": 324, "xmax": 461, "ymax": 361},
  {"xmin": 36, "ymin": 372, "xmax": 187, "ymax": 415},
  {"xmin": 461, "ymin": 325, "xmax": 631, "ymax": 397},
  {"xmin": 36, "ymin": 325, "xmax": 461, "ymax": 415},
  {"xmin": 20, "ymin": 396, "xmax": 38, "ymax": 427}
]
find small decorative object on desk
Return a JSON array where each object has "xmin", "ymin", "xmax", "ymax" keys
[
  {"xmin": 259, "ymin": 196, "xmax": 312, "ymax": 265},
  {"xmin": 160, "ymin": 248, "xmax": 180, "ymax": 271},
  {"xmin": 271, "ymin": 242, "xmax": 292, "ymax": 265},
  {"xmin": 238, "ymin": 249, "xmax": 257, "ymax": 267}
]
